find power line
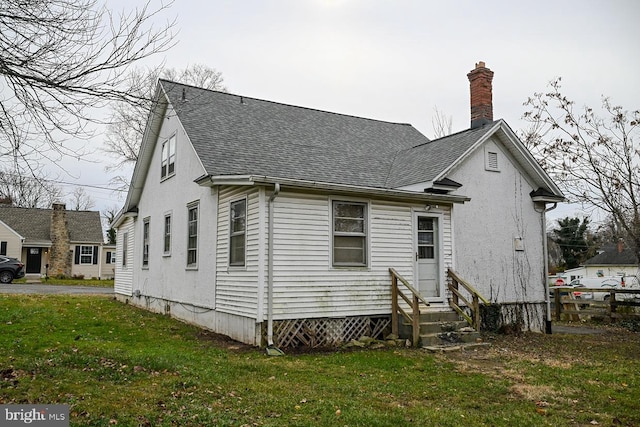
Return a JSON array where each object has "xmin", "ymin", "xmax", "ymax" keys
[
  {"xmin": 54, "ymin": 180, "xmax": 127, "ymax": 193},
  {"xmin": 0, "ymin": 170, "xmax": 128, "ymax": 193}
]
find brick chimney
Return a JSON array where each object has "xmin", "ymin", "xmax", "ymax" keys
[
  {"xmin": 49, "ymin": 203, "xmax": 72, "ymax": 277},
  {"xmin": 617, "ymin": 238, "xmax": 624, "ymax": 254},
  {"xmin": 467, "ymin": 61, "xmax": 494, "ymax": 129}
]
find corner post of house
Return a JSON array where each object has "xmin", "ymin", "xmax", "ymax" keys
[
  {"xmin": 412, "ymin": 294, "xmax": 419, "ymax": 347},
  {"xmin": 390, "ymin": 270, "xmax": 399, "ymax": 336}
]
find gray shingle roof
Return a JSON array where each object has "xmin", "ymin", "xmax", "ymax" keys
[
  {"xmin": 161, "ymin": 80, "xmax": 487, "ymax": 190},
  {"xmin": 584, "ymin": 244, "xmax": 639, "ymax": 266},
  {"xmin": 386, "ymin": 124, "xmax": 496, "ymax": 188},
  {"xmin": 0, "ymin": 205, "xmax": 103, "ymax": 243}
]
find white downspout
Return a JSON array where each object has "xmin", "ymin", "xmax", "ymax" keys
[
  {"xmin": 267, "ymin": 183, "xmax": 280, "ymax": 346},
  {"xmin": 543, "ymin": 202, "xmax": 557, "ymax": 334}
]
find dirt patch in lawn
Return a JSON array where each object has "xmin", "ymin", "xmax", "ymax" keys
[{"xmin": 436, "ymin": 323, "xmax": 640, "ymax": 377}]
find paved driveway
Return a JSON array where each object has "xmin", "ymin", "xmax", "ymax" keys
[{"xmin": 0, "ymin": 284, "xmax": 113, "ymax": 295}]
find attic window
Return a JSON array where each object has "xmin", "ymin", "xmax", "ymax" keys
[
  {"xmin": 161, "ymin": 134, "xmax": 176, "ymax": 180},
  {"xmin": 485, "ymin": 149, "xmax": 499, "ymax": 172}
]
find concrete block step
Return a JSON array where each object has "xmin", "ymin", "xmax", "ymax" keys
[{"xmin": 420, "ymin": 329, "xmax": 480, "ymax": 347}]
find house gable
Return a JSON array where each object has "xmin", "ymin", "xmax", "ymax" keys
[
  {"xmin": 0, "ymin": 219, "xmax": 24, "ymax": 258},
  {"xmin": 393, "ymin": 120, "xmax": 563, "ymax": 202}
]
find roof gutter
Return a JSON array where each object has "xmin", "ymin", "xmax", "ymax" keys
[
  {"xmin": 111, "ymin": 209, "xmax": 139, "ymax": 229},
  {"xmin": 196, "ymin": 175, "xmax": 471, "ymax": 204}
]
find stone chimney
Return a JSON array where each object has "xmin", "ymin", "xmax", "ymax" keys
[
  {"xmin": 49, "ymin": 203, "xmax": 71, "ymax": 277},
  {"xmin": 467, "ymin": 61, "xmax": 494, "ymax": 129}
]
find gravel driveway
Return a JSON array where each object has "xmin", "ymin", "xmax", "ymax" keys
[{"xmin": 0, "ymin": 283, "xmax": 113, "ymax": 295}]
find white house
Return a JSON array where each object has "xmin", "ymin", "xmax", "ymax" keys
[
  {"xmin": 565, "ymin": 240, "xmax": 640, "ymax": 280},
  {"xmin": 113, "ymin": 62, "xmax": 563, "ymax": 347}
]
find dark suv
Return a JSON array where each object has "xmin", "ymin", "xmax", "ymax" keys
[{"xmin": 0, "ymin": 256, "xmax": 26, "ymax": 283}]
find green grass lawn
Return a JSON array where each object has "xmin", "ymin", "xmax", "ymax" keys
[{"xmin": 1, "ymin": 295, "xmax": 639, "ymax": 426}]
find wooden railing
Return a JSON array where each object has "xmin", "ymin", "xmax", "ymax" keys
[
  {"xmin": 447, "ymin": 269, "xmax": 490, "ymax": 330},
  {"xmin": 389, "ymin": 268, "xmax": 430, "ymax": 347},
  {"xmin": 552, "ymin": 287, "xmax": 640, "ymax": 321}
]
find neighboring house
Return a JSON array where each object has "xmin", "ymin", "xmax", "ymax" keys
[
  {"xmin": 0, "ymin": 203, "xmax": 106, "ymax": 279},
  {"xmin": 101, "ymin": 243, "xmax": 117, "ymax": 280},
  {"xmin": 113, "ymin": 62, "xmax": 564, "ymax": 347},
  {"xmin": 566, "ymin": 240, "xmax": 640, "ymax": 280}
]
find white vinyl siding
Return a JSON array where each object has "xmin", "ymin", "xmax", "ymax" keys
[
  {"xmin": 216, "ymin": 187, "xmax": 260, "ymax": 317},
  {"xmin": 219, "ymin": 191, "xmax": 455, "ymax": 321},
  {"xmin": 263, "ymin": 194, "xmax": 453, "ymax": 320},
  {"xmin": 115, "ymin": 217, "xmax": 134, "ymax": 295}
]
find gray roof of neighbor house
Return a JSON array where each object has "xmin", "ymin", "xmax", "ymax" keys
[
  {"xmin": 0, "ymin": 205, "xmax": 103, "ymax": 243},
  {"xmin": 584, "ymin": 244, "xmax": 639, "ymax": 266},
  {"xmin": 160, "ymin": 80, "xmax": 497, "ymax": 190}
]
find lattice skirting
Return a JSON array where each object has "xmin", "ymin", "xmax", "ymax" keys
[{"xmin": 264, "ymin": 316, "xmax": 391, "ymax": 348}]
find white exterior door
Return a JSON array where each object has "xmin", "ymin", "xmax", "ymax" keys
[{"xmin": 416, "ymin": 215, "xmax": 440, "ymax": 298}]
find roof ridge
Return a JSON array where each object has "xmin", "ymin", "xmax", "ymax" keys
[
  {"xmin": 406, "ymin": 119, "xmax": 501, "ymax": 150},
  {"xmin": 159, "ymin": 79, "xmax": 417, "ymax": 128}
]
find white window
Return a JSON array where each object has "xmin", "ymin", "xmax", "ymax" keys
[
  {"xmin": 161, "ymin": 135, "xmax": 176, "ymax": 179},
  {"xmin": 122, "ymin": 232, "xmax": 128, "ymax": 267},
  {"xmin": 187, "ymin": 203, "xmax": 198, "ymax": 267},
  {"xmin": 229, "ymin": 199, "xmax": 246, "ymax": 266},
  {"xmin": 142, "ymin": 218, "xmax": 150, "ymax": 267},
  {"xmin": 80, "ymin": 245, "xmax": 93, "ymax": 264},
  {"xmin": 106, "ymin": 251, "xmax": 116, "ymax": 264},
  {"xmin": 332, "ymin": 201, "xmax": 367, "ymax": 267},
  {"xmin": 164, "ymin": 214, "xmax": 171, "ymax": 255}
]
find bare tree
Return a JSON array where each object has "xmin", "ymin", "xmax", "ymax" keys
[
  {"xmin": 522, "ymin": 78, "xmax": 640, "ymax": 261},
  {"xmin": 103, "ymin": 64, "xmax": 226, "ymax": 189},
  {"xmin": 0, "ymin": 168, "xmax": 63, "ymax": 208},
  {"xmin": 103, "ymin": 64, "xmax": 226, "ymax": 168},
  {"xmin": 431, "ymin": 106, "xmax": 453, "ymax": 139},
  {"xmin": 68, "ymin": 187, "xmax": 96, "ymax": 211},
  {"xmin": 0, "ymin": 0, "xmax": 175, "ymax": 167}
]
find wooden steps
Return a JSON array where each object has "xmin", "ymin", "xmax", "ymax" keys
[{"xmin": 398, "ymin": 311, "xmax": 482, "ymax": 348}]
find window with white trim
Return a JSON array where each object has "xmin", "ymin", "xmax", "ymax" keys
[
  {"xmin": 229, "ymin": 199, "xmax": 246, "ymax": 266},
  {"xmin": 161, "ymin": 135, "xmax": 176, "ymax": 179},
  {"xmin": 163, "ymin": 214, "xmax": 171, "ymax": 255},
  {"xmin": 80, "ymin": 245, "xmax": 94, "ymax": 264},
  {"xmin": 332, "ymin": 201, "xmax": 367, "ymax": 267},
  {"xmin": 106, "ymin": 251, "xmax": 116, "ymax": 264},
  {"xmin": 122, "ymin": 232, "xmax": 128, "ymax": 267},
  {"xmin": 142, "ymin": 218, "xmax": 150, "ymax": 267},
  {"xmin": 187, "ymin": 203, "xmax": 198, "ymax": 267}
]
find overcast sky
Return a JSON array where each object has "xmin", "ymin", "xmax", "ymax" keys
[{"xmin": 67, "ymin": 0, "xmax": 639, "ymax": 224}]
